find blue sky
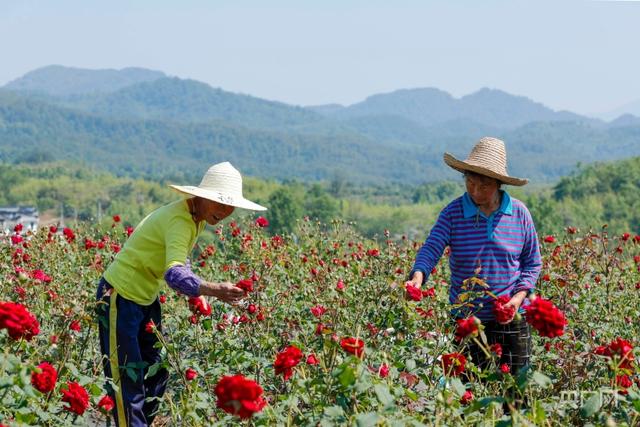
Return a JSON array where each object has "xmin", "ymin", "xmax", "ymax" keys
[{"xmin": 1, "ymin": 0, "xmax": 639, "ymax": 115}]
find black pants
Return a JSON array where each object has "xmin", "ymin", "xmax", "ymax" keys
[
  {"xmin": 96, "ymin": 277, "xmax": 169, "ymax": 426},
  {"xmin": 466, "ymin": 318, "xmax": 531, "ymax": 375}
]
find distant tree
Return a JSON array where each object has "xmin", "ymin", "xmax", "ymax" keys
[
  {"xmin": 304, "ymin": 184, "xmax": 339, "ymax": 224},
  {"xmin": 267, "ymin": 188, "xmax": 303, "ymax": 234}
]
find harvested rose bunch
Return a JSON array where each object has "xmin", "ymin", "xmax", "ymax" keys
[
  {"xmin": 493, "ymin": 295, "xmax": 516, "ymax": 324},
  {"xmin": 524, "ymin": 296, "xmax": 566, "ymax": 338},
  {"xmin": 188, "ymin": 296, "xmax": 212, "ymax": 316}
]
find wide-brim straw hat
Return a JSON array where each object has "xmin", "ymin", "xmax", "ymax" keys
[
  {"xmin": 169, "ymin": 162, "xmax": 267, "ymax": 211},
  {"xmin": 443, "ymin": 137, "xmax": 528, "ymax": 186}
]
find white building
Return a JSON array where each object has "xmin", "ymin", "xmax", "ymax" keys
[{"xmin": 0, "ymin": 206, "xmax": 39, "ymax": 233}]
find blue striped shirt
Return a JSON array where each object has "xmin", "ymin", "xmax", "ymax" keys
[{"xmin": 410, "ymin": 191, "xmax": 542, "ymax": 320}]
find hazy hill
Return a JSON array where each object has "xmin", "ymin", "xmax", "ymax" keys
[
  {"xmin": 3, "ymin": 65, "xmax": 165, "ymax": 96},
  {"xmin": 1, "ymin": 65, "xmax": 639, "ymax": 186},
  {"xmin": 319, "ymin": 87, "xmax": 597, "ymax": 129},
  {"xmin": 0, "ymin": 92, "xmax": 428, "ymax": 184},
  {"xmin": 50, "ymin": 78, "xmax": 328, "ymax": 130}
]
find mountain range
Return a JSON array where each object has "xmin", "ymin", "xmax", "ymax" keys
[{"xmin": 1, "ymin": 65, "xmax": 639, "ymax": 185}]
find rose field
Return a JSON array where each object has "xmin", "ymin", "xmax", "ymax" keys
[{"xmin": 1, "ymin": 217, "xmax": 640, "ymax": 426}]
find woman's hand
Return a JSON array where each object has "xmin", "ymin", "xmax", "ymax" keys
[
  {"xmin": 408, "ymin": 271, "xmax": 424, "ymax": 288},
  {"xmin": 498, "ymin": 290, "xmax": 528, "ymax": 324},
  {"xmin": 200, "ymin": 282, "xmax": 245, "ymax": 305}
]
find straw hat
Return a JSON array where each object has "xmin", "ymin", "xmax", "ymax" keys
[
  {"xmin": 443, "ymin": 137, "xmax": 528, "ymax": 186},
  {"xmin": 169, "ymin": 162, "xmax": 267, "ymax": 211}
]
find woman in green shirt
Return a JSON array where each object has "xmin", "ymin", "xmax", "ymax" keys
[{"xmin": 97, "ymin": 162, "xmax": 266, "ymax": 427}]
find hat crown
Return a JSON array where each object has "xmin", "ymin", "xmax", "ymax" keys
[
  {"xmin": 465, "ymin": 137, "xmax": 509, "ymax": 175},
  {"xmin": 199, "ymin": 162, "xmax": 244, "ymax": 197}
]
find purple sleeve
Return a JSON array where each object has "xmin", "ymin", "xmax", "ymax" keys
[
  {"xmin": 164, "ymin": 264, "xmax": 202, "ymax": 297},
  {"xmin": 513, "ymin": 208, "xmax": 542, "ymax": 295},
  {"xmin": 410, "ymin": 207, "xmax": 451, "ymax": 285}
]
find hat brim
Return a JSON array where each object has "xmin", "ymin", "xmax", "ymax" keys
[
  {"xmin": 443, "ymin": 153, "xmax": 528, "ymax": 186},
  {"xmin": 169, "ymin": 185, "xmax": 267, "ymax": 211}
]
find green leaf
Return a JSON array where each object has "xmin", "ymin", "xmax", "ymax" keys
[
  {"xmin": 406, "ymin": 359, "xmax": 416, "ymax": 371},
  {"xmin": 202, "ymin": 318, "xmax": 212, "ymax": 330},
  {"xmin": 338, "ymin": 365, "xmax": 356, "ymax": 388},
  {"xmin": 145, "ymin": 362, "xmax": 162, "ymax": 379},
  {"xmin": 405, "ymin": 389, "xmax": 419, "ymax": 401},
  {"xmin": 531, "ymin": 371, "xmax": 552, "ymax": 388},
  {"xmin": 580, "ymin": 393, "xmax": 602, "ymax": 418},
  {"xmin": 356, "ymin": 412, "xmax": 379, "ymax": 427},
  {"xmin": 449, "ymin": 378, "xmax": 466, "ymax": 396},
  {"xmin": 374, "ymin": 384, "xmax": 394, "ymax": 406},
  {"xmin": 323, "ymin": 405, "xmax": 345, "ymax": 418}
]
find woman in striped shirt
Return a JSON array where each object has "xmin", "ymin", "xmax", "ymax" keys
[{"xmin": 408, "ymin": 137, "xmax": 542, "ymax": 376}]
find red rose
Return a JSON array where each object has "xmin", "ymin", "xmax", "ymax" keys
[
  {"xmin": 97, "ymin": 395, "xmax": 114, "ymax": 413},
  {"xmin": 14, "ymin": 223, "xmax": 23, "ymax": 233},
  {"xmin": 524, "ymin": 297, "xmax": 567, "ymax": 338},
  {"xmin": 336, "ymin": 279, "xmax": 345, "ymax": 291},
  {"xmin": 274, "ymin": 345, "xmax": 303, "ymax": 380},
  {"xmin": 112, "ymin": 215, "xmax": 121, "ymax": 223},
  {"xmin": 62, "ymin": 227, "xmax": 75, "ymax": 243},
  {"xmin": 215, "ymin": 375, "xmax": 266, "ymax": 419},
  {"xmin": 159, "ymin": 294, "xmax": 167, "ymax": 304},
  {"xmin": 306, "ymin": 354, "xmax": 319, "ymax": 365},
  {"xmin": 378, "ymin": 363, "xmax": 390, "ymax": 378},
  {"xmin": 454, "ymin": 317, "xmax": 479, "ymax": 342},
  {"xmin": 31, "ymin": 362, "xmax": 57, "ymax": 393},
  {"xmin": 617, "ymin": 374, "xmax": 633, "ymax": 389},
  {"xmin": 61, "ymin": 381, "xmax": 89, "ymax": 415},
  {"xmin": 188, "ymin": 297, "xmax": 212, "ymax": 316},
  {"xmin": 31, "ymin": 269, "xmax": 52, "ymax": 283},
  {"xmin": 69, "ymin": 320, "xmax": 81, "ymax": 332},
  {"xmin": 595, "ymin": 338, "xmax": 634, "ymax": 372},
  {"xmin": 366, "ymin": 249, "xmax": 380, "ymax": 257},
  {"xmin": 11, "ymin": 235, "xmax": 23, "ymax": 245},
  {"xmin": 310, "ymin": 305, "xmax": 327, "ymax": 318},
  {"xmin": 500, "ymin": 363, "xmax": 511, "ymax": 374},
  {"xmin": 185, "ymin": 368, "xmax": 198, "ymax": 381},
  {"xmin": 236, "ymin": 279, "xmax": 254, "ymax": 294},
  {"xmin": 0, "ymin": 301, "xmax": 40, "ymax": 341},
  {"xmin": 460, "ymin": 390, "xmax": 474, "ymax": 405},
  {"xmin": 490, "ymin": 343, "xmax": 503, "ymax": 358},
  {"xmin": 49, "ymin": 225, "xmax": 58, "ymax": 233},
  {"xmin": 543, "ymin": 235, "xmax": 556, "ymax": 243},
  {"xmin": 340, "ymin": 337, "xmax": 365, "ymax": 357},
  {"xmin": 145, "ymin": 321, "xmax": 155, "ymax": 334},
  {"xmin": 405, "ymin": 283, "xmax": 423, "ymax": 302},
  {"xmin": 126, "ymin": 226, "xmax": 134, "ymax": 237},
  {"xmin": 442, "ymin": 352, "xmax": 466, "ymax": 376},
  {"xmin": 255, "ymin": 216, "xmax": 269, "ymax": 227},
  {"xmin": 493, "ymin": 295, "xmax": 516, "ymax": 323}
]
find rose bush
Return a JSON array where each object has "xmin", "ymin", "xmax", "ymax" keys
[{"xmin": 0, "ymin": 219, "xmax": 639, "ymax": 425}]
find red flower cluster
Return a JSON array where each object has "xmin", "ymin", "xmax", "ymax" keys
[
  {"xmin": 274, "ymin": 345, "xmax": 303, "ymax": 380},
  {"xmin": 310, "ymin": 305, "xmax": 327, "ymax": 318},
  {"xmin": 595, "ymin": 338, "xmax": 634, "ymax": 372},
  {"xmin": 405, "ymin": 283, "xmax": 423, "ymax": 302},
  {"xmin": 215, "ymin": 374, "xmax": 267, "ymax": 419},
  {"xmin": 255, "ymin": 216, "xmax": 269, "ymax": 227},
  {"xmin": 524, "ymin": 297, "xmax": 567, "ymax": 338},
  {"xmin": 188, "ymin": 297, "xmax": 212, "ymax": 316},
  {"xmin": 31, "ymin": 362, "xmax": 57, "ymax": 393},
  {"xmin": 0, "ymin": 301, "xmax": 40, "ymax": 341},
  {"xmin": 454, "ymin": 317, "xmax": 479, "ymax": 342},
  {"xmin": 63, "ymin": 227, "xmax": 75, "ymax": 243},
  {"xmin": 97, "ymin": 395, "xmax": 114, "ymax": 413},
  {"xmin": 236, "ymin": 279, "xmax": 254, "ymax": 294},
  {"xmin": 493, "ymin": 295, "xmax": 516, "ymax": 323},
  {"xmin": 61, "ymin": 381, "xmax": 90, "ymax": 415},
  {"xmin": 442, "ymin": 352, "xmax": 467, "ymax": 376},
  {"xmin": 340, "ymin": 337, "xmax": 365, "ymax": 357},
  {"xmin": 185, "ymin": 368, "xmax": 198, "ymax": 381}
]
